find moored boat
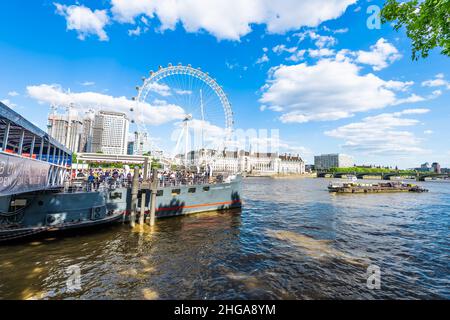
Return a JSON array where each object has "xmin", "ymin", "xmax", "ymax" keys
[
  {"xmin": 0, "ymin": 174, "xmax": 242, "ymax": 242},
  {"xmin": 108, "ymin": 174, "xmax": 242, "ymax": 220},
  {"xmin": 328, "ymin": 181, "xmax": 428, "ymax": 194}
]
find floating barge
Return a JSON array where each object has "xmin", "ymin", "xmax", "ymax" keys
[{"xmin": 328, "ymin": 181, "xmax": 428, "ymax": 194}]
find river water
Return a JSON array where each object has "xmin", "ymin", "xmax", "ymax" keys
[{"xmin": 0, "ymin": 178, "xmax": 448, "ymax": 300}]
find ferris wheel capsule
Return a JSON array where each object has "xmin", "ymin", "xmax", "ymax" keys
[
  {"xmin": 135, "ymin": 86, "xmax": 140, "ymax": 91},
  {"xmin": 168, "ymin": 63, "xmax": 172, "ymax": 67},
  {"xmin": 131, "ymin": 97, "xmax": 136, "ymax": 101}
]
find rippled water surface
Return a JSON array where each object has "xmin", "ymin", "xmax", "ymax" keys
[{"xmin": 0, "ymin": 178, "xmax": 449, "ymax": 299}]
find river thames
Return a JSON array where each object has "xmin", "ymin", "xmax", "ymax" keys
[{"xmin": 0, "ymin": 177, "xmax": 448, "ymax": 300}]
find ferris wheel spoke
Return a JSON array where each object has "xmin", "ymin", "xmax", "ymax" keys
[{"xmin": 135, "ymin": 64, "xmax": 234, "ymax": 162}]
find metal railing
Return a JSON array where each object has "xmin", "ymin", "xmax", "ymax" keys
[{"xmin": 63, "ymin": 173, "xmax": 238, "ymax": 193}]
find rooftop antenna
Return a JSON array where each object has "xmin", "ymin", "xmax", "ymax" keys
[{"xmin": 50, "ymin": 103, "xmax": 57, "ymax": 115}]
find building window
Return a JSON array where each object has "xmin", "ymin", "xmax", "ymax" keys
[
  {"xmin": 171, "ymin": 189, "xmax": 181, "ymax": 196},
  {"xmin": 203, "ymin": 186, "xmax": 210, "ymax": 192},
  {"xmin": 109, "ymin": 192, "xmax": 122, "ymax": 200},
  {"xmin": 156, "ymin": 190, "xmax": 164, "ymax": 197},
  {"xmin": 188, "ymin": 188, "xmax": 196, "ymax": 193}
]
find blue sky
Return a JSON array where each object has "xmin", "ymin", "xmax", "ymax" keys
[{"xmin": 0, "ymin": 0, "xmax": 449, "ymax": 168}]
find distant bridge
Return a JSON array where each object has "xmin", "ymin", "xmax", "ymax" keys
[{"xmin": 317, "ymin": 171, "xmax": 449, "ymax": 181}]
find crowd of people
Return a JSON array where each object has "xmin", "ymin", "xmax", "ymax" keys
[
  {"xmin": 156, "ymin": 170, "xmax": 215, "ymax": 187},
  {"xmin": 68, "ymin": 166, "xmax": 220, "ymax": 191}
]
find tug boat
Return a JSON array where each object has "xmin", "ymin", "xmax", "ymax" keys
[{"xmin": 328, "ymin": 181, "xmax": 428, "ymax": 194}]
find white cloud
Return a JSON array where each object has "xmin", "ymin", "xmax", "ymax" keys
[
  {"xmin": 175, "ymin": 89, "xmax": 192, "ymax": 95},
  {"xmin": 26, "ymin": 84, "xmax": 186, "ymax": 126},
  {"xmin": 272, "ymin": 44, "xmax": 305, "ymax": 62},
  {"xmin": 354, "ymin": 38, "xmax": 402, "ymax": 71},
  {"xmin": 128, "ymin": 26, "xmax": 142, "ymax": 36},
  {"xmin": 311, "ymin": 34, "xmax": 337, "ymax": 48},
  {"xmin": 256, "ymin": 53, "xmax": 269, "ymax": 64},
  {"xmin": 260, "ymin": 59, "xmax": 420, "ymax": 123},
  {"xmin": 325, "ymin": 109, "xmax": 431, "ymax": 155},
  {"xmin": 308, "ymin": 48, "xmax": 335, "ymax": 58},
  {"xmin": 392, "ymin": 94, "xmax": 425, "ymax": 105},
  {"xmin": 7, "ymin": 91, "xmax": 19, "ymax": 97},
  {"xmin": 331, "ymin": 27, "xmax": 349, "ymax": 34},
  {"xmin": 146, "ymin": 82, "xmax": 172, "ymax": 96},
  {"xmin": 170, "ymin": 119, "xmax": 228, "ymax": 155},
  {"xmin": 286, "ymin": 49, "xmax": 306, "ymax": 62},
  {"xmin": 384, "ymin": 80, "xmax": 414, "ymax": 92},
  {"xmin": 421, "ymin": 74, "xmax": 450, "ymax": 90},
  {"xmin": 429, "ymin": 90, "xmax": 442, "ymax": 98},
  {"xmin": 322, "ymin": 26, "xmax": 348, "ymax": 34},
  {"xmin": 424, "ymin": 130, "xmax": 433, "ymax": 135},
  {"xmin": 110, "ymin": 0, "xmax": 357, "ymax": 40},
  {"xmin": 55, "ymin": 3, "xmax": 109, "ymax": 41},
  {"xmin": 81, "ymin": 81, "xmax": 95, "ymax": 86},
  {"xmin": 272, "ymin": 29, "xmax": 338, "ymax": 61},
  {"xmin": 1, "ymin": 99, "xmax": 17, "ymax": 109},
  {"xmin": 273, "ymin": 44, "xmax": 297, "ymax": 55},
  {"xmin": 294, "ymin": 30, "xmax": 337, "ymax": 48}
]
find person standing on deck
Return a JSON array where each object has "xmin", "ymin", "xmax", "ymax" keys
[{"xmin": 87, "ymin": 172, "xmax": 95, "ymax": 191}]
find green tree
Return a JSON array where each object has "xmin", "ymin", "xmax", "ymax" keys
[{"xmin": 381, "ymin": 0, "xmax": 450, "ymax": 60}]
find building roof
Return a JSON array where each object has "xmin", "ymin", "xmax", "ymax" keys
[{"xmin": 97, "ymin": 110, "xmax": 129, "ymax": 118}]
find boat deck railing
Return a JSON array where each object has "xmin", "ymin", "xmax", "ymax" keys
[{"xmin": 63, "ymin": 173, "xmax": 238, "ymax": 193}]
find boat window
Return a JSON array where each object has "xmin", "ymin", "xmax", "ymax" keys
[
  {"xmin": 110, "ymin": 192, "xmax": 122, "ymax": 200},
  {"xmin": 188, "ymin": 188, "xmax": 196, "ymax": 193},
  {"xmin": 172, "ymin": 189, "xmax": 181, "ymax": 196},
  {"xmin": 203, "ymin": 186, "xmax": 210, "ymax": 192},
  {"xmin": 156, "ymin": 190, "xmax": 164, "ymax": 196}
]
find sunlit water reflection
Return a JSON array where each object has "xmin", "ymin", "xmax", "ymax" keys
[{"xmin": 0, "ymin": 178, "xmax": 448, "ymax": 299}]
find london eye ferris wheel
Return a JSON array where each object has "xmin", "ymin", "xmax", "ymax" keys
[{"xmin": 131, "ymin": 63, "xmax": 234, "ymax": 164}]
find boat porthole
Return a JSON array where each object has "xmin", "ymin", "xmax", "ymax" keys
[
  {"xmin": 47, "ymin": 215, "xmax": 55, "ymax": 223},
  {"xmin": 94, "ymin": 207, "xmax": 101, "ymax": 218}
]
